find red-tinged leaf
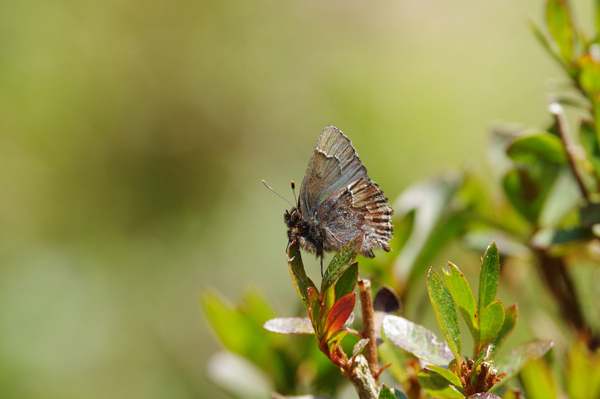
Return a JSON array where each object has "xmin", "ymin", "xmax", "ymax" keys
[
  {"xmin": 323, "ymin": 293, "xmax": 356, "ymax": 339},
  {"xmin": 307, "ymin": 287, "xmax": 322, "ymax": 336}
]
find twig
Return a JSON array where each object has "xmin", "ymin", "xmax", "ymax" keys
[
  {"xmin": 549, "ymin": 102, "xmax": 590, "ymax": 201},
  {"xmin": 358, "ymin": 279, "xmax": 379, "ymax": 382},
  {"xmin": 339, "ymin": 352, "xmax": 380, "ymax": 399}
]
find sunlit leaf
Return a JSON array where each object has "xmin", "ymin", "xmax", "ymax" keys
[
  {"xmin": 323, "ymin": 293, "xmax": 355, "ymax": 339},
  {"xmin": 424, "ymin": 365, "xmax": 463, "ymax": 388},
  {"xmin": 506, "ymin": 132, "xmax": 567, "ymax": 164},
  {"xmin": 428, "ymin": 268, "xmax": 462, "ymax": 361},
  {"xmin": 491, "ymin": 304, "xmax": 517, "ymax": 356},
  {"xmin": 479, "ymin": 300, "xmax": 504, "ymax": 348},
  {"xmin": 383, "ymin": 315, "xmax": 455, "ymax": 366},
  {"xmin": 565, "ymin": 337, "xmax": 600, "ymax": 399},
  {"xmin": 479, "ymin": 242, "xmax": 499, "ymax": 314},
  {"xmin": 580, "ymin": 119, "xmax": 600, "ymax": 180},
  {"xmin": 546, "ymin": 0, "xmax": 575, "ymax": 62},
  {"xmin": 493, "ymin": 340, "xmax": 554, "ymax": 389},
  {"xmin": 307, "ymin": 287, "xmax": 321, "ymax": 333},
  {"xmin": 379, "ymin": 385, "xmax": 410, "ymax": 399},
  {"xmin": 579, "ymin": 51, "xmax": 600, "ymax": 96},
  {"xmin": 287, "ymin": 240, "xmax": 317, "ymax": 305},
  {"xmin": 472, "ymin": 345, "xmax": 492, "ymax": 370},
  {"xmin": 417, "ymin": 368, "xmax": 466, "ymax": 399},
  {"xmin": 334, "ymin": 263, "xmax": 358, "ymax": 302},
  {"xmin": 441, "ymin": 262, "xmax": 479, "ymax": 345},
  {"xmin": 263, "ymin": 317, "xmax": 314, "ymax": 334},
  {"xmin": 352, "ymin": 338, "xmax": 369, "ymax": 359},
  {"xmin": 322, "ymin": 235, "xmax": 363, "ymax": 293}
]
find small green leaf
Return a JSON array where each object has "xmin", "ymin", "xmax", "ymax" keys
[
  {"xmin": 472, "ymin": 345, "xmax": 492, "ymax": 370},
  {"xmin": 506, "ymin": 132, "xmax": 567, "ymax": 164},
  {"xmin": 479, "ymin": 242, "xmax": 499, "ymax": 315},
  {"xmin": 491, "ymin": 304, "xmax": 517, "ymax": 356},
  {"xmin": 322, "ymin": 235, "xmax": 364, "ymax": 293},
  {"xmin": 334, "ymin": 263, "xmax": 359, "ymax": 302},
  {"xmin": 493, "ymin": 340, "xmax": 554, "ymax": 389},
  {"xmin": 579, "ymin": 51, "xmax": 600, "ymax": 96},
  {"xmin": 441, "ymin": 263, "xmax": 479, "ymax": 345},
  {"xmin": 263, "ymin": 317, "xmax": 314, "ymax": 334},
  {"xmin": 323, "ymin": 293, "xmax": 356, "ymax": 339},
  {"xmin": 425, "ymin": 365, "xmax": 464, "ymax": 388},
  {"xmin": 428, "ymin": 268, "xmax": 462, "ymax": 361},
  {"xmin": 528, "ymin": 18, "xmax": 566, "ymax": 68},
  {"xmin": 383, "ymin": 315, "xmax": 455, "ymax": 366},
  {"xmin": 479, "ymin": 300, "xmax": 505, "ymax": 348},
  {"xmin": 379, "ymin": 385, "xmax": 410, "ymax": 399},
  {"xmin": 519, "ymin": 358, "xmax": 559, "ymax": 399},
  {"xmin": 287, "ymin": 240, "xmax": 317, "ymax": 305},
  {"xmin": 546, "ymin": 0, "xmax": 575, "ymax": 62},
  {"xmin": 417, "ymin": 368, "xmax": 466, "ymax": 399}
]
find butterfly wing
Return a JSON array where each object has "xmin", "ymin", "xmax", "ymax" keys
[
  {"xmin": 316, "ymin": 178, "xmax": 393, "ymax": 257},
  {"xmin": 298, "ymin": 126, "xmax": 368, "ymax": 217}
]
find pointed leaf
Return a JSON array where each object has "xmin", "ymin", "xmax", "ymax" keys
[
  {"xmin": 321, "ymin": 235, "xmax": 364, "ymax": 293},
  {"xmin": 528, "ymin": 18, "xmax": 565, "ymax": 67},
  {"xmin": 383, "ymin": 315, "xmax": 455, "ymax": 366},
  {"xmin": 425, "ymin": 365, "xmax": 463, "ymax": 388},
  {"xmin": 472, "ymin": 345, "xmax": 492, "ymax": 370},
  {"xmin": 506, "ymin": 132, "xmax": 567, "ymax": 164},
  {"xmin": 566, "ymin": 337, "xmax": 600, "ymax": 399},
  {"xmin": 479, "ymin": 300, "xmax": 505, "ymax": 348},
  {"xmin": 417, "ymin": 368, "xmax": 466, "ymax": 399},
  {"xmin": 441, "ymin": 263, "xmax": 479, "ymax": 344},
  {"xmin": 334, "ymin": 263, "xmax": 359, "ymax": 302},
  {"xmin": 287, "ymin": 240, "xmax": 317, "ymax": 305},
  {"xmin": 353, "ymin": 338, "xmax": 370, "ymax": 359},
  {"xmin": 546, "ymin": 0, "xmax": 575, "ymax": 62},
  {"xmin": 579, "ymin": 51, "xmax": 600, "ymax": 96},
  {"xmin": 580, "ymin": 119, "xmax": 600, "ymax": 180},
  {"xmin": 263, "ymin": 317, "xmax": 314, "ymax": 334},
  {"xmin": 326, "ymin": 329, "xmax": 348, "ymax": 359},
  {"xmin": 323, "ymin": 293, "xmax": 356, "ymax": 339},
  {"xmin": 491, "ymin": 304, "xmax": 517, "ymax": 356},
  {"xmin": 428, "ymin": 268, "xmax": 462, "ymax": 361},
  {"xmin": 379, "ymin": 385, "xmax": 410, "ymax": 399},
  {"xmin": 493, "ymin": 340, "xmax": 554, "ymax": 389},
  {"xmin": 479, "ymin": 242, "xmax": 499, "ymax": 315}
]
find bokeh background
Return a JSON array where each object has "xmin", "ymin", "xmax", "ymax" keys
[{"xmin": 0, "ymin": 0, "xmax": 591, "ymax": 398}]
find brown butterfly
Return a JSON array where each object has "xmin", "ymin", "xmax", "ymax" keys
[{"xmin": 269, "ymin": 126, "xmax": 393, "ymax": 273}]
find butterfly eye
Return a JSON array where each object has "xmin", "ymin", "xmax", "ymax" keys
[{"xmin": 291, "ymin": 210, "xmax": 301, "ymax": 222}]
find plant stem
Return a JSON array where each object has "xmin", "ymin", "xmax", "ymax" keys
[
  {"xmin": 358, "ymin": 279, "xmax": 379, "ymax": 382},
  {"xmin": 340, "ymin": 353, "xmax": 379, "ymax": 399},
  {"xmin": 549, "ymin": 102, "xmax": 590, "ymax": 201}
]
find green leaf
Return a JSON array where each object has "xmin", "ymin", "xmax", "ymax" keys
[
  {"xmin": 506, "ymin": 132, "xmax": 567, "ymax": 164},
  {"xmin": 491, "ymin": 304, "xmax": 517, "ymax": 356},
  {"xmin": 478, "ymin": 242, "xmax": 499, "ymax": 315},
  {"xmin": 425, "ymin": 365, "xmax": 463, "ymax": 388},
  {"xmin": 546, "ymin": 0, "xmax": 575, "ymax": 62},
  {"xmin": 428, "ymin": 268, "xmax": 462, "ymax": 361},
  {"xmin": 334, "ymin": 263, "xmax": 358, "ymax": 302},
  {"xmin": 580, "ymin": 119, "xmax": 600, "ymax": 180},
  {"xmin": 519, "ymin": 358, "xmax": 559, "ymax": 399},
  {"xmin": 566, "ymin": 337, "xmax": 600, "ymax": 399},
  {"xmin": 417, "ymin": 368, "xmax": 466, "ymax": 399},
  {"xmin": 323, "ymin": 293, "xmax": 355, "ymax": 339},
  {"xmin": 579, "ymin": 52, "xmax": 600, "ymax": 96},
  {"xmin": 263, "ymin": 317, "xmax": 314, "ymax": 334},
  {"xmin": 307, "ymin": 287, "xmax": 322, "ymax": 333},
  {"xmin": 321, "ymin": 235, "xmax": 364, "ymax": 293},
  {"xmin": 493, "ymin": 340, "xmax": 554, "ymax": 389},
  {"xmin": 287, "ymin": 240, "xmax": 317, "ymax": 305},
  {"xmin": 383, "ymin": 315, "xmax": 455, "ymax": 366},
  {"xmin": 379, "ymin": 385, "xmax": 410, "ymax": 399},
  {"xmin": 472, "ymin": 345, "xmax": 492, "ymax": 370},
  {"xmin": 528, "ymin": 18, "xmax": 567, "ymax": 69},
  {"xmin": 479, "ymin": 300, "xmax": 505, "ymax": 348},
  {"xmin": 441, "ymin": 262, "xmax": 479, "ymax": 345}
]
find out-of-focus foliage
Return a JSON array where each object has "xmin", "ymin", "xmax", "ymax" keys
[{"xmin": 1, "ymin": 0, "xmax": 595, "ymax": 398}]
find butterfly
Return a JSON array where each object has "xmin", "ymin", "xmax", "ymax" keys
[{"xmin": 282, "ymin": 125, "xmax": 393, "ymax": 272}]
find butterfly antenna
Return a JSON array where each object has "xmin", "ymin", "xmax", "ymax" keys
[
  {"xmin": 291, "ymin": 180, "xmax": 298, "ymax": 205},
  {"xmin": 262, "ymin": 180, "xmax": 294, "ymax": 207}
]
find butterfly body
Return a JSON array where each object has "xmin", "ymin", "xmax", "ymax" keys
[{"xmin": 285, "ymin": 126, "xmax": 393, "ymax": 264}]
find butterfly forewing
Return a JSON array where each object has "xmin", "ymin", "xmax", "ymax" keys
[{"xmin": 298, "ymin": 126, "xmax": 368, "ymax": 217}]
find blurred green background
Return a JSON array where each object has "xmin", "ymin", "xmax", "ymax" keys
[{"xmin": 0, "ymin": 0, "xmax": 590, "ymax": 398}]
